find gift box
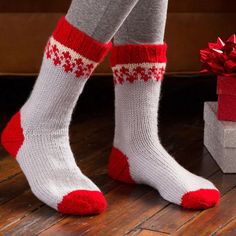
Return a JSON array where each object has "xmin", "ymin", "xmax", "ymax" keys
[
  {"xmin": 217, "ymin": 75, "xmax": 236, "ymax": 121},
  {"xmin": 200, "ymin": 34, "xmax": 236, "ymax": 120},
  {"xmin": 204, "ymin": 101, "xmax": 236, "ymax": 173}
]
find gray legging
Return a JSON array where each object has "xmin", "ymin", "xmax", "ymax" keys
[{"xmin": 66, "ymin": 0, "xmax": 168, "ymax": 45}]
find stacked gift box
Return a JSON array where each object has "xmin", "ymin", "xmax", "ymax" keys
[
  {"xmin": 201, "ymin": 34, "xmax": 236, "ymax": 173},
  {"xmin": 204, "ymin": 102, "xmax": 236, "ymax": 173}
]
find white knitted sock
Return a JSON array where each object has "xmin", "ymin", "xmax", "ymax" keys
[
  {"xmin": 1, "ymin": 17, "xmax": 112, "ymax": 215},
  {"xmin": 108, "ymin": 44, "xmax": 220, "ymax": 209}
]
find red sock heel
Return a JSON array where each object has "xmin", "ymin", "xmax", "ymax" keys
[
  {"xmin": 1, "ymin": 112, "xmax": 24, "ymax": 159},
  {"xmin": 108, "ymin": 146, "xmax": 135, "ymax": 184}
]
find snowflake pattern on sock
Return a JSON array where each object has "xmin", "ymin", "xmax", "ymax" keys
[
  {"xmin": 112, "ymin": 63, "xmax": 166, "ymax": 85},
  {"xmin": 45, "ymin": 37, "xmax": 96, "ymax": 78}
]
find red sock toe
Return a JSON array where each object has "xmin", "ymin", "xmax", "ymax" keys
[
  {"xmin": 57, "ymin": 190, "xmax": 107, "ymax": 215},
  {"xmin": 181, "ymin": 189, "xmax": 220, "ymax": 210}
]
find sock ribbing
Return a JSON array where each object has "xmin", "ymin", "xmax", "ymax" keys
[
  {"xmin": 110, "ymin": 43, "xmax": 167, "ymax": 85},
  {"xmin": 53, "ymin": 16, "xmax": 112, "ymax": 62},
  {"xmin": 110, "ymin": 43, "xmax": 167, "ymax": 66}
]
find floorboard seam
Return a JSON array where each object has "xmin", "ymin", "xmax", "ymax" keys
[
  {"xmin": 125, "ymin": 202, "xmax": 171, "ymax": 235},
  {"xmin": 210, "ymin": 216, "xmax": 236, "ymax": 236},
  {"xmin": 0, "ymin": 203, "xmax": 45, "ymax": 231},
  {"xmin": 176, "ymin": 186, "xmax": 236, "ymax": 233},
  {"xmin": 0, "ymin": 171, "xmax": 22, "ymax": 184}
]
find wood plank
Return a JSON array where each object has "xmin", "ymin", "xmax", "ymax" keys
[
  {"xmin": 141, "ymin": 204, "xmax": 198, "ymax": 234},
  {"xmin": 0, "ymin": 173, "xmax": 28, "ymax": 206},
  {"xmin": 85, "ymin": 190, "xmax": 167, "ymax": 236},
  {"xmin": 135, "ymin": 229, "xmax": 169, "ymax": 236},
  {"xmin": 165, "ymin": 13, "xmax": 235, "ymax": 72},
  {"xmin": 39, "ymin": 185, "xmax": 168, "ymax": 236},
  {"xmin": 214, "ymin": 217, "xmax": 236, "ymax": 236},
  {"xmin": 0, "ymin": 0, "xmax": 69, "ymax": 13},
  {"xmin": 71, "ymin": 125, "xmax": 113, "ymax": 164},
  {"xmin": 69, "ymin": 112, "xmax": 113, "ymax": 145},
  {"xmin": 36, "ymin": 127, "xmax": 215, "ymax": 235},
  {"xmin": 140, "ymin": 171, "xmax": 236, "ymax": 234},
  {"xmin": 1, "ymin": 0, "xmax": 236, "ymax": 14},
  {"xmin": 6, "ymin": 187, "xmax": 166, "ymax": 235},
  {"xmin": 73, "ymin": 145, "xmax": 110, "ymax": 177},
  {"xmin": 175, "ymin": 146, "xmax": 219, "ymax": 176},
  {"xmin": 168, "ymin": 0, "xmax": 236, "ymax": 13},
  {"xmin": 0, "ymin": 135, "xmax": 218, "ymax": 236},
  {"xmin": 0, "ymin": 191, "xmax": 42, "ymax": 230},
  {"xmin": 0, "ymin": 168, "xmax": 119, "ymax": 235},
  {"xmin": 0, "ymin": 205, "xmax": 65, "ymax": 236},
  {"xmin": 0, "ymin": 145, "xmax": 119, "ymax": 234},
  {"xmin": 173, "ymin": 187, "xmax": 236, "ymax": 236},
  {"xmin": 38, "ymin": 136, "xmax": 218, "ymax": 235},
  {"xmin": 0, "ymin": 152, "xmax": 21, "ymax": 183}
]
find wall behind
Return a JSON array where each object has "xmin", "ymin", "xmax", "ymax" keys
[{"xmin": 0, "ymin": 0, "xmax": 235, "ymax": 75}]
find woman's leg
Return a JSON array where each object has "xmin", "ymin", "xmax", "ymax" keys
[
  {"xmin": 113, "ymin": 0, "xmax": 167, "ymax": 44},
  {"xmin": 66, "ymin": 0, "xmax": 139, "ymax": 43},
  {"xmin": 109, "ymin": 0, "xmax": 220, "ymax": 209},
  {"xmin": 1, "ymin": 0, "xmax": 140, "ymax": 215}
]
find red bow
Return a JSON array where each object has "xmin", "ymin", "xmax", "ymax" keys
[{"xmin": 200, "ymin": 34, "xmax": 236, "ymax": 76}]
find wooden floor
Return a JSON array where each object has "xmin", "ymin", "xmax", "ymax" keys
[{"xmin": 0, "ymin": 75, "xmax": 236, "ymax": 236}]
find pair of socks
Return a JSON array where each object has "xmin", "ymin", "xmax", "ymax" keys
[{"xmin": 1, "ymin": 17, "xmax": 219, "ymax": 215}]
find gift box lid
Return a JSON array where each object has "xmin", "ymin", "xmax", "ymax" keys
[
  {"xmin": 217, "ymin": 76, "xmax": 236, "ymax": 96},
  {"xmin": 204, "ymin": 101, "xmax": 236, "ymax": 148}
]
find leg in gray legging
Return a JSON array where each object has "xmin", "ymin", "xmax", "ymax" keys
[
  {"xmin": 114, "ymin": 0, "xmax": 169, "ymax": 45},
  {"xmin": 66, "ymin": 0, "xmax": 140, "ymax": 43}
]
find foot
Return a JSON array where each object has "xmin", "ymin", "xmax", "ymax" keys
[
  {"xmin": 108, "ymin": 43, "xmax": 220, "ymax": 209},
  {"xmin": 1, "ymin": 16, "xmax": 111, "ymax": 215}
]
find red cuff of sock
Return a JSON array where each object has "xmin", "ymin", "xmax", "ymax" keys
[
  {"xmin": 109, "ymin": 43, "xmax": 167, "ymax": 67},
  {"xmin": 52, "ymin": 16, "xmax": 112, "ymax": 63}
]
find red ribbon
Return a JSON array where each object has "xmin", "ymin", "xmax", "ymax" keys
[{"xmin": 200, "ymin": 34, "xmax": 236, "ymax": 76}]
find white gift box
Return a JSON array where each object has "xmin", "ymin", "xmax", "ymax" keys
[{"xmin": 204, "ymin": 102, "xmax": 236, "ymax": 173}]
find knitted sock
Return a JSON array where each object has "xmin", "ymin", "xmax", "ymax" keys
[
  {"xmin": 108, "ymin": 44, "xmax": 220, "ymax": 209},
  {"xmin": 1, "ymin": 17, "xmax": 112, "ymax": 215}
]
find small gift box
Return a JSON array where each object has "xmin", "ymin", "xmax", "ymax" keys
[
  {"xmin": 204, "ymin": 102, "xmax": 236, "ymax": 173},
  {"xmin": 217, "ymin": 75, "xmax": 236, "ymax": 121},
  {"xmin": 200, "ymin": 34, "xmax": 236, "ymax": 121}
]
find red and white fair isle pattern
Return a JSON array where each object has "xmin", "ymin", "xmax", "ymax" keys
[
  {"xmin": 45, "ymin": 36, "xmax": 97, "ymax": 78},
  {"xmin": 112, "ymin": 63, "xmax": 166, "ymax": 85}
]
